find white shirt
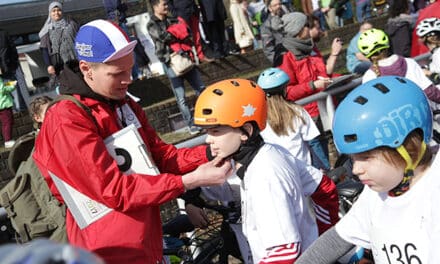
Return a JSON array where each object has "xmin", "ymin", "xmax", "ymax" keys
[
  {"xmin": 429, "ymin": 48, "xmax": 440, "ymax": 74},
  {"xmin": 362, "ymin": 55, "xmax": 432, "ymax": 90},
  {"xmin": 335, "ymin": 154, "xmax": 440, "ymax": 263},
  {"xmin": 241, "ymin": 144, "xmax": 319, "ymax": 263},
  {"xmin": 261, "ymin": 108, "xmax": 320, "ymax": 165}
]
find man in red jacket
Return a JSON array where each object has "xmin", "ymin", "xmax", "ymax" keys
[{"xmin": 33, "ymin": 19, "xmax": 232, "ymax": 264}]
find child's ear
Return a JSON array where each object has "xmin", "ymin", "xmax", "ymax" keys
[{"xmin": 240, "ymin": 123, "xmax": 253, "ymax": 141}]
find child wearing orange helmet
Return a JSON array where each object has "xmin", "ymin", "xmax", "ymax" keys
[{"xmin": 194, "ymin": 78, "xmax": 321, "ymax": 263}]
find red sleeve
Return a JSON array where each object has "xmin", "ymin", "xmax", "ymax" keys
[
  {"xmin": 259, "ymin": 243, "xmax": 300, "ymax": 264},
  {"xmin": 310, "ymin": 175, "xmax": 339, "ymax": 234},
  {"xmin": 33, "ymin": 101, "xmax": 187, "ymax": 212}
]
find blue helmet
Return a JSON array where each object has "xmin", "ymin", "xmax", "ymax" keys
[
  {"xmin": 333, "ymin": 76, "xmax": 432, "ymax": 154},
  {"xmin": 257, "ymin": 68, "xmax": 290, "ymax": 96}
]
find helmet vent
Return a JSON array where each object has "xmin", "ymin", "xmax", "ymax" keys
[
  {"xmin": 344, "ymin": 134, "xmax": 358, "ymax": 143},
  {"xmin": 202, "ymin": 109, "xmax": 212, "ymax": 115},
  {"xmin": 213, "ymin": 89, "xmax": 223, "ymax": 96},
  {"xmin": 373, "ymin": 83, "xmax": 389, "ymax": 93},
  {"xmin": 230, "ymin": 80, "xmax": 240, "ymax": 86},
  {"xmin": 396, "ymin": 77, "xmax": 407, "ymax": 84},
  {"xmin": 250, "ymin": 81, "xmax": 257, "ymax": 88},
  {"xmin": 354, "ymin": 96, "xmax": 368, "ymax": 105}
]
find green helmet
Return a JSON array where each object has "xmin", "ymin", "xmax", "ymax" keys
[{"xmin": 357, "ymin": 28, "xmax": 390, "ymax": 58}]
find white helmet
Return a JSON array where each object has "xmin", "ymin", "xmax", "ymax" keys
[{"xmin": 416, "ymin": 17, "xmax": 440, "ymax": 38}]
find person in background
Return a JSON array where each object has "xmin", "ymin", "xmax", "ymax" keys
[
  {"xmin": 198, "ymin": 0, "xmax": 228, "ymax": 59},
  {"xmin": 39, "ymin": 1, "xmax": 78, "ymax": 77},
  {"xmin": 103, "ymin": 0, "xmax": 129, "ymax": 32},
  {"xmin": 260, "ymin": 0, "xmax": 290, "ymax": 64},
  {"xmin": 321, "ymin": 0, "xmax": 338, "ymax": 30},
  {"xmin": 355, "ymin": 0, "xmax": 371, "ymax": 23},
  {"xmin": 359, "ymin": 28, "xmax": 440, "ymax": 104},
  {"xmin": 168, "ymin": 0, "xmax": 215, "ymax": 63},
  {"xmin": 0, "ymin": 77, "xmax": 16, "ymax": 148},
  {"xmin": 147, "ymin": 0, "xmax": 206, "ymax": 135},
  {"xmin": 385, "ymin": 0, "xmax": 415, "ymax": 57},
  {"xmin": 416, "ymin": 17, "xmax": 440, "ymax": 85},
  {"xmin": 307, "ymin": 14, "xmax": 343, "ymax": 75},
  {"xmin": 410, "ymin": 0, "xmax": 440, "ymax": 57},
  {"xmin": 0, "ymin": 28, "xmax": 27, "ymax": 112},
  {"xmin": 346, "ymin": 21, "xmax": 372, "ymax": 74},
  {"xmin": 194, "ymin": 78, "xmax": 320, "ymax": 263},
  {"xmin": 230, "ymin": 0, "xmax": 255, "ymax": 54},
  {"xmin": 33, "ymin": 18, "xmax": 232, "ymax": 264},
  {"xmin": 296, "ymin": 76, "xmax": 440, "ymax": 263},
  {"xmin": 274, "ymin": 12, "xmax": 336, "ymax": 171}
]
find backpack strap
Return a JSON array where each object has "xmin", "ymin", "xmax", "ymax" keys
[{"xmin": 48, "ymin": 95, "xmax": 99, "ymax": 129}]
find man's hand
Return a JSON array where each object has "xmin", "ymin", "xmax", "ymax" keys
[{"xmin": 182, "ymin": 156, "xmax": 233, "ymax": 190}]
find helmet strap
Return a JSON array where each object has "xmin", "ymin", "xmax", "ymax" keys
[{"xmin": 389, "ymin": 142, "xmax": 426, "ymax": 196}]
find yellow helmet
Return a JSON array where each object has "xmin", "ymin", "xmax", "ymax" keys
[{"xmin": 357, "ymin": 28, "xmax": 390, "ymax": 58}]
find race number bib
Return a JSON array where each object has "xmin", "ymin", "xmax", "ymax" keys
[
  {"xmin": 371, "ymin": 226, "xmax": 428, "ymax": 264},
  {"xmin": 51, "ymin": 124, "xmax": 159, "ymax": 229}
]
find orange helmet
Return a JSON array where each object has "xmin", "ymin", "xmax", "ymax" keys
[{"xmin": 194, "ymin": 79, "xmax": 267, "ymax": 131}]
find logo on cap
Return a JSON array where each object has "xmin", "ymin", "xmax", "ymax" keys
[{"xmin": 75, "ymin": 43, "xmax": 93, "ymax": 58}]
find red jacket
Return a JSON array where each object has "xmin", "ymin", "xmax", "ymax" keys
[
  {"xmin": 33, "ymin": 75, "xmax": 208, "ymax": 263},
  {"xmin": 277, "ymin": 51, "xmax": 328, "ymax": 118}
]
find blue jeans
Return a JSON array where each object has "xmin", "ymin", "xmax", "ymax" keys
[
  {"xmin": 165, "ymin": 64, "xmax": 205, "ymax": 127},
  {"xmin": 356, "ymin": 0, "xmax": 371, "ymax": 23},
  {"xmin": 313, "ymin": 9, "xmax": 327, "ymax": 31},
  {"xmin": 309, "ymin": 136, "xmax": 331, "ymax": 171}
]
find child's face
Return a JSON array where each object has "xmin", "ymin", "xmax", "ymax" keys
[
  {"xmin": 205, "ymin": 125, "xmax": 248, "ymax": 159},
  {"xmin": 351, "ymin": 151, "xmax": 403, "ymax": 193}
]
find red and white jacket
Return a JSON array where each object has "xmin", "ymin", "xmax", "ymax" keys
[{"xmin": 33, "ymin": 64, "xmax": 208, "ymax": 264}]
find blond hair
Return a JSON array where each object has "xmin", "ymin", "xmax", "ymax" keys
[
  {"xmin": 369, "ymin": 49, "xmax": 389, "ymax": 77},
  {"xmin": 266, "ymin": 94, "xmax": 306, "ymax": 136}
]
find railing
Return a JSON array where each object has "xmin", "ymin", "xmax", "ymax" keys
[{"xmin": 295, "ymin": 52, "xmax": 432, "ymax": 133}]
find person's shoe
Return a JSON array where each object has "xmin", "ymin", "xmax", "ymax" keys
[
  {"xmin": 4, "ymin": 140, "xmax": 16, "ymax": 149},
  {"xmin": 200, "ymin": 57, "xmax": 215, "ymax": 63},
  {"xmin": 188, "ymin": 126, "xmax": 201, "ymax": 135}
]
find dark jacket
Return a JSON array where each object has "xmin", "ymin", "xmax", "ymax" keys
[
  {"xmin": 261, "ymin": 14, "xmax": 284, "ymax": 64},
  {"xmin": 199, "ymin": 0, "xmax": 227, "ymax": 23},
  {"xmin": 0, "ymin": 29, "xmax": 18, "ymax": 77},
  {"xmin": 385, "ymin": 14, "xmax": 413, "ymax": 57},
  {"xmin": 168, "ymin": 0, "xmax": 198, "ymax": 22}
]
